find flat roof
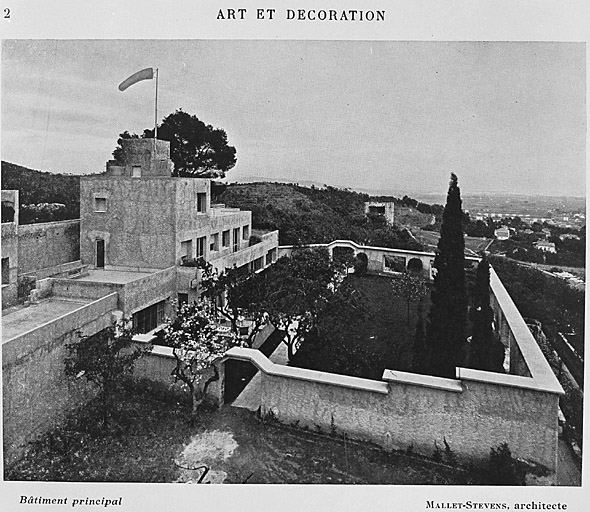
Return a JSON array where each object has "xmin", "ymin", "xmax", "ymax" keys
[
  {"xmin": 2, "ymin": 297, "xmax": 92, "ymax": 343},
  {"xmin": 74, "ymin": 269, "xmax": 154, "ymax": 284}
]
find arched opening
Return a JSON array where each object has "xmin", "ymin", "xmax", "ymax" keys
[
  {"xmin": 354, "ymin": 252, "xmax": 369, "ymax": 275},
  {"xmin": 407, "ymin": 257, "xmax": 423, "ymax": 275}
]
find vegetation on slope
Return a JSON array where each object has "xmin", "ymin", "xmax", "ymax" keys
[
  {"xmin": 216, "ymin": 182, "xmax": 424, "ymax": 250},
  {"xmin": 1, "ymin": 161, "xmax": 80, "ymax": 223}
]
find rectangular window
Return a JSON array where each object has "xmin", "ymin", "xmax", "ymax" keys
[
  {"xmin": 180, "ymin": 240, "xmax": 193, "ymax": 263},
  {"xmin": 132, "ymin": 166, "xmax": 142, "ymax": 178},
  {"xmin": 251, "ymin": 256, "xmax": 264, "ymax": 272},
  {"xmin": 196, "ymin": 236, "xmax": 206, "ymax": 259},
  {"xmin": 384, "ymin": 255, "xmax": 406, "ymax": 273},
  {"xmin": 242, "ymin": 225, "xmax": 250, "ymax": 240},
  {"xmin": 266, "ymin": 249, "xmax": 276, "ymax": 266},
  {"xmin": 94, "ymin": 197, "xmax": 107, "ymax": 212},
  {"xmin": 133, "ymin": 301, "xmax": 166, "ymax": 334},
  {"xmin": 233, "ymin": 228, "xmax": 240, "ymax": 253},
  {"xmin": 1, "ymin": 257, "xmax": 9, "ymax": 284},
  {"xmin": 196, "ymin": 193, "xmax": 207, "ymax": 213},
  {"xmin": 210, "ymin": 233, "xmax": 219, "ymax": 252},
  {"xmin": 222, "ymin": 230, "xmax": 230, "ymax": 248},
  {"xmin": 369, "ymin": 205, "xmax": 385, "ymax": 215}
]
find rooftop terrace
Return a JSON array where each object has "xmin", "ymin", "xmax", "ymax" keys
[
  {"xmin": 2, "ymin": 297, "xmax": 93, "ymax": 343},
  {"xmin": 74, "ymin": 269, "xmax": 155, "ymax": 284}
]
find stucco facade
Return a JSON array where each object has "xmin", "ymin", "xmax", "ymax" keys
[
  {"xmin": 80, "ymin": 139, "xmax": 277, "ymax": 277},
  {"xmin": 1, "ymin": 191, "xmax": 20, "ymax": 307}
]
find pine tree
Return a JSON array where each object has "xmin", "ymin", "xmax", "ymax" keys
[
  {"xmin": 426, "ymin": 173, "xmax": 468, "ymax": 378},
  {"xmin": 469, "ymin": 255, "xmax": 505, "ymax": 372}
]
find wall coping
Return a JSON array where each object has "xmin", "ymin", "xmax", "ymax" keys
[
  {"xmin": 382, "ymin": 369, "xmax": 463, "ymax": 392},
  {"xmin": 18, "ymin": 218, "xmax": 80, "ymax": 231},
  {"xmin": 223, "ymin": 346, "xmax": 564, "ymax": 399},
  {"xmin": 222, "ymin": 347, "xmax": 389, "ymax": 394},
  {"xmin": 279, "ymin": 240, "xmax": 479, "ymax": 262},
  {"xmin": 488, "ymin": 267, "xmax": 564, "ymax": 395},
  {"xmin": 457, "ymin": 367, "xmax": 563, "ymax": 395}
]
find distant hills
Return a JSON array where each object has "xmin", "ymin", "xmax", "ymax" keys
[
  {"xmin": 2, "ymin": 161, "xmax": 80, "ymax": 206},
  {"xmin": 215, "ymin": 181, "xmax": 424, "ymax": 248},
  {"xmin": 1, "ymin": 162, "xmax": 80, "ymax": 223}
]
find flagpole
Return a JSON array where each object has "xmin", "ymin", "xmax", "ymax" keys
[{"xmin": 154, "ymin": 68, "xmax": 159, "ymax": 140}]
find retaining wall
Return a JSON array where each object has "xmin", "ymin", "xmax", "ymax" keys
[{"xmin": 2, "ymin": 293, "xmax": 119, "ymax": 467}]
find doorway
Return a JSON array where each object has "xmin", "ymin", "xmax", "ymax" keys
[{"xmin": 96, "ymin": 239, "xmax": 105, "ymax": 268}]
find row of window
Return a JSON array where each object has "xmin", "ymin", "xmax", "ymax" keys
[
  {"xmin": 94, "ymin": 193, "xmax": 209, "ymax": 214},
  {"xmin": 181, "ymin": 225, "xmax": 251, "ymax": 261}
]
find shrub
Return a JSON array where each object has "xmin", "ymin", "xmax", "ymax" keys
[
  {"xmin": 249, "ymin": 235, "xmax": 262, "ymax": 246},
  {"xmin": 487, "ymin": 443, "xmax": 520, "ymax": 485}
]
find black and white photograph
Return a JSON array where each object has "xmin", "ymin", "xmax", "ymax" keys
[{"xmin": 0, "ymin": 3, "xmax": 587, "ymax": 511}]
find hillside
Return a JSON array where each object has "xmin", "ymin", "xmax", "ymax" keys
[
  {"xmin": 215, "ymin": 182, "xmax": 424, "ymax": 250},
  {"xmin": 1, "ymin": 161, "xmax": 80, "ymax": 223}
]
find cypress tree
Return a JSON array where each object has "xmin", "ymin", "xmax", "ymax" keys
[
  {"xmin": 412, "ymin": 300, "xmax": 429, "ymax": 374},
  {"xmin": 470, "ymin": 255, "xmax": 505, "ymax": 372},
  {"xmin": 426, "ymin": 173, "xmax": 468, "ymax": 378}
]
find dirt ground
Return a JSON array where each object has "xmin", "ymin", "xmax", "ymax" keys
[{"xmin": 6, "ymin": 389, "xmax": 470, "ymax": 485}]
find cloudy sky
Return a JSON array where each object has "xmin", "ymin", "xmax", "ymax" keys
[{"xmin": 1, "ymin": 40, "xmax": 585, "ymax": 197}]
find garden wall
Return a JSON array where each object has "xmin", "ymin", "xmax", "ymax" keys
[
  {"xmin": 17, "ymin": 219, "xmax": 80, "ymax": 275},
  {"xmin": 2, "ymin": 293, "xmax": 118, "ymax": 468},
  {"xmin": 223, "ymin": 347, "xmax": 560, "ymax": 472}
]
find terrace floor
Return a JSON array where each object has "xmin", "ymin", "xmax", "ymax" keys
[
  {"xmin": 74, "ymin": 269, "xmax": 155, "ymax": 284},
  {"xmin": 2, "ymin": 297, "xmax": 92, "ymax": 343}
]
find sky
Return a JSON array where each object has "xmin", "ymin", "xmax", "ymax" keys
[{"xmin": 1, "ymin": 40, "xmax": 586, "ymax": 197}]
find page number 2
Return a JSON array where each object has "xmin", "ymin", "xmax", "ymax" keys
[{"xmin": 4, "ymin": 7, "xmax": 10, "ymax": 18}]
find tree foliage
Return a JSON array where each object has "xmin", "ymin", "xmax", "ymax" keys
[
  {"xmin": 426, "ymin": 173, "xmax": 468, "ymax": 378},
  {"xmin": 489, "ymin": 255, "xmax": 585, "ymax": 355},
  {"xmin": 245, "ymin": 248, "xmax": 346, "ymax": 361},
  {"xmin": 290, "ymin": 278, "xmax": 374, "ymax": 378},
  {"xmin": 113, "ymin": 109, "xmax": 237, "ymax": 178},
  {"xmin": 1, "ymin": 161, "xmax": 80, "ymax": 223},
  {"xmin": 64, "ymin": 322, "xmax": 151, "ymax": 430},
  {"xmin": 199, "ymin": 262, "xmax": 271, "ymax": 347},
  {"xmin": 412, "ymin": 301, "xmax": 429, "ymax": 374},
  {"xmin": 216, "ymin": 182, "xmax": 426, "ymax": 250},
  {"xmin": 487, "ymin": 443, "xmax": 521, "ymax": 485},
  {"xmin": 164, "ymin": 299, "xmax": 239, "ymax": 420},
  {"xmin": 391, "ymin": 272, "xmax": 428, "ymax": 331}
]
